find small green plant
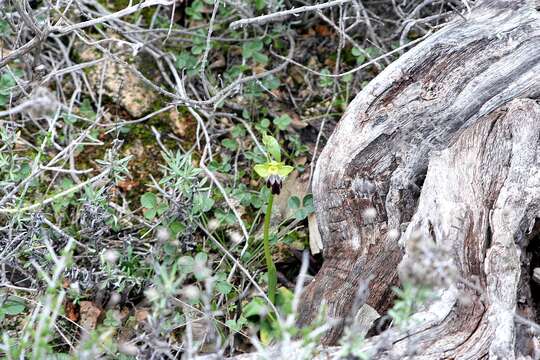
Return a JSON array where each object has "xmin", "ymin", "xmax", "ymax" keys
[
  {"xmin": 319, "ymin": 69, "xmax": 334, "ymax": 88},
  {"xmin": 1, "ymin": 239, "xmax": 76, "ymax": 359},
  {"xmin": 388, "ymin": 281, "xmax": 432, "ymax": 329},
  {"xmin": 0, "ymin": 71, "xmax": 16, "ymax": 107},
  {"xmin": 287, "ymin": 194, "xmax": 315, "ymax": 221},
  {"xmin": 273, "ymin": 114, "xmax": 292, "ymax": 131},
  {"xmin": 140, "ymin": 192, "xmax": 169, "ymax": 220},
  {"xmin": 175, "ymin": 52, "xmax": 199, "ymax": 76},
  {"xmin": 186, "ymin": 0, "xmax": 205, "ymax": 20},
  {"xmin": 0, "ymin": 296, "xmax": 25, "ymax": 322},
  {"xmin": 242, "ymin": 287, "xmax": 294, "ymax": 344},
  {"xmin": 351, "ymin": 47, "xmax": 366, "ymax": 65},
  {"xmin": 242, "ymin": 39, "xmax": 268, "ymax": 65},
  {"xmin": 253, "ymin": 134, "xmax": 293, "ymax": 304}
]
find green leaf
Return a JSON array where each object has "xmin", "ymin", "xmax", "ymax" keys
[
  {"xmin": 79, "ymin": 98, "xmax": 96, "ymax": 121},
  {"xmin": 262, "ymin": 75, "xmax": 280, "ymax": 90},
  {"xmin": 233, "ymin": 185, "xmax": 252, "ymax": 206},
  {"xmin": 156, "ymin": 202, "xmax": 169, "ymax": 216},
  {"xmin": 288, "ymin": 196, "xmax": 300, "ymax": 209},
  {"xmin": 252, "ymin": 52, "xmax": 268, "ymax": 65},
  {"xmin": 319, "ymin": 69, "xmax": 333, "ymax": 88},
  {"xmin": 193, "ymin": 193, "xmax": 214, "ymax": 214},
  {"xmin": 141, "ymin": 192, "xmax": 157, "ymax": 209},
  {"xmin": 102, "ymin": 309, "xmax": 121, "ymax": 327},
  {"xmin": 262, "ymin": 134, "xmax": 281, "ymax": 162},
  {"xmin": 231, "ymin": 125, "xmax": 246, "ymax": 138},
  {"xmin": 260, "ymin": 323, "xmax": 273, "ymax": 345},
  {"xmin": 63, "ymin": 113, "xmax": 77, "ymax": 125},
  {"xmin": 351, "ymin": 47, "xmax": 363, "ymax": 57},
  {"xmin": 253, "ymin": 0, "xmax": 266, "ymax": 11},
  {"xmin": 143, "ymin": 208, "xmax": 157, "ymax": 220},
  {"xmin": 365, "ymin": 46, "xmax": 380, "ymax": 58},
  {"xmin": 221, "ymin": 138, "xmax": 238, "ymax": 151},
  {"xmin": 47, "ymin": 354, "xmax": 71, "ymax": 360},
  {"xmin": 276, "ymin": 287, "xmax": 293, "ymax": 315},
  {"xmin": 216, "ymin": 281, "xmax": 232, "ymax": 295},
  {"xmin": 0, "ymin": 20, "xmax": 11, "ymax": 35},
  {"xmin": 191, "ymin": 44, "xmax": 205, "ymax": 55},
  {"xmin": 355, "ymin": 55, "xmax": 366, "ymax": 65},
  {"xmin": 294, "ymin": 208, "xmax": 309, "ymax": 221},
  {"xmin": 225, "ymin": 319, "xmax": 239, "ymax": 332},
  {"xmin": 0, "ymin": 73, "xmax": 16, "ymax": 96},
  {"xmin": 256, "ymin": 118, "xmax": 271, "ymax": 133},
  {"xmin": 178, "ymin": 256, "xmax": 195, "ymax": 273},
  {"xmin": 195, "ymin": 252, "xmax": 208, "ymax": 264},
  {"xmin": 226, "ymin": 316, "xmax": 247, "ymax": 332},
  {"xmin": 186, "ymin": 0, "xmax": 205, "ymax": 20},
  {"xmin": 343, "ymin": 73, "xmax": 353, "ymax": 83},
  {"xmin": 243, "ymin": 297, "xmax": 267, "ymax": 319},
  {"xmin": 242, "ymin": 40, "xmax": 263, "ymax": 59},
  {"xmin": 1, "ymin": 298, "xmax": 25, "ymax": 316},
  {"xmin": 169, "ymin": 220, "xmax": 185, "ymax": 236},
  {"xmin": 303, "ymin": 194, "xmax": 314, "ymax": 208},
  {"xmin": 215, "ymin": 209, "xmax": 237, "ymax": 225},
  {"xmin": 273, "ymin": 114, "xmax": 292, "ymax": 131},
  {"xmin": 352, "ymin": 47, "xmax": 366, "ymax": 65},
  {"xmin": 175, "ymin": 52, "xmax": 199, "ymax": 75}
]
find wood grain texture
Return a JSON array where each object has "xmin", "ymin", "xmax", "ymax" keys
[
  {"xmin": 299, "ymin": 0, "xmax": 540, "ymax": 351},
  {"xmin": 367, "ymin": 98, "xmax": 540, "ymax": 359}
]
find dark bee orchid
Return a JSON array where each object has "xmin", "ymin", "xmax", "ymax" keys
[
  {"xmin": 254, "ymin": 161, "xmax": 293, "ymax": 195},
  {"xmin": 253, "ymin": 133, "xmax": 294, "ymax": 304},
  {"xmin": 266, "ymin": 174, "xmax": 282, "ymax": 195}
]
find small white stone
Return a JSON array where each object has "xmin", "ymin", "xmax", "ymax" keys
[
  {"xmin": 103, "ymin": 249, "xmax": 119, "ymax": 265},
  {"xmin": 156, "ymin": 227, "xmax": 170, "ymax": 242},
  {"xmin": 228, "ymin": 231, "xmax": 243, "ymax": 244},
  {"xmin": 208, "ymin": 218, "xmax": 220, "ymax": 232},
  {"xmin": 183, "ymin": 285, "xmax": 200, "ymax": 300}
]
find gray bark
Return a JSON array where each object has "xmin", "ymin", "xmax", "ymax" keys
[{"xmin": 298, "ymin": 1, "xmax": 540, "ymax": 358}]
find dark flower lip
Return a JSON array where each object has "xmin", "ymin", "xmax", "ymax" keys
[{"xmin": 266, "ymin": 174, "xmax": 283, "ymax": 195}]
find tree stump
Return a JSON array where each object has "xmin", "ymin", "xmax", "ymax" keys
[{"xmin": 299, "ymin": 1, "xmax": 540, "ymax": 357}]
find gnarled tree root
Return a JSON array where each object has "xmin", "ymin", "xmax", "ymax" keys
[{"xmin": 299, "ymin": 1, "xmax": 540, "ymax": 357}]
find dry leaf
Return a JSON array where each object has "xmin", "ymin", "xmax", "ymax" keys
[
  {"xmin": 315, "ymin": 25, "xmax": 333, "ymax": 37},
  {"xmin": 65, "ymin": 301, "xmax": 79, "ymax": 322},
  {"xmin": 117, "ymin": 179, "xmax": 139, "ymax": 192}
]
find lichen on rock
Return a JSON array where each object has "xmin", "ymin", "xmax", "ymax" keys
[{"xmin": 76, "ymin": 37, "xmax": 157, "ymax": 118}]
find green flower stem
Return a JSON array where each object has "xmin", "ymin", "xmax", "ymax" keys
[{"xmin": 263, "ymin": 191, "xmax": 277, "ymax": 304}]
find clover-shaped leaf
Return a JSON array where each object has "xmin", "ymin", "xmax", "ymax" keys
[
  {"xmin": 141, "ymin": 192, "xmax": 157, "ymax": 209},
  {"xmin": 242, "ymin": 40, "xmax": 263, "ymax": 59},
  {"xmin": 352, "ymin": 47, "xmax": 366, "ymax": 65},
  {"xmin": 140, "ymin": 192, "xmax": 168, "ymax": 220},
  {"xmin": 273, "ymin": 114, "xmax": 292, "ymax": 130}
]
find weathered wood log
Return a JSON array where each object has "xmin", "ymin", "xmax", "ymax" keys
[
  {"xmin": 367, "ymin": 98, "xmax": 540, "ymax": 359},
  {"xmin": 299, "ymin": 0, "xmax": 540, "ymax": 355}
]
